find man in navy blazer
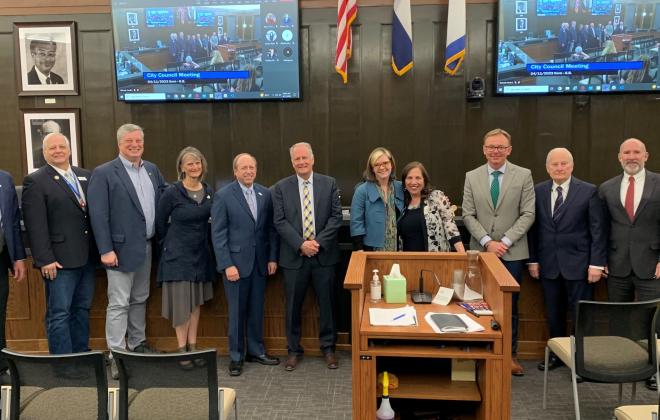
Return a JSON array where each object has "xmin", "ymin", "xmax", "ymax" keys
[
  {"xmin": 272, "ymin": 142, "xmax": 343, "ymax": 371},
  {"xmin": 0, "ymin": 170, "xmax": 26, "ymax": 373},
  {"xmin": 528, "ymin": 148, "xmax": 607, "ymax": 371},
  {"xmin": 212, "ymin": 153, "xmax": 279, "ymax": 376},
  {"xmin": 88, "ymin": 124, "xmax": 166, "ymax": 377}
]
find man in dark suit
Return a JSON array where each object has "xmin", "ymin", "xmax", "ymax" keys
[
  {"xmin": 22, "ymin": 133, "xmax": 97, "ymax": 355},
  {"xmin": 599, "ymin": 138, "xmax": 660, "ymax": 390},
  {"xmin": 26, "ymin": 39, "xmax": 64, "ymax": 85},
  {"xmin": 88, "ymin": 123, "xmax": 166, "ymax": 378},
  {"xmin": 272, "ymin": 142, "xmax": 343, "ymax": 371},
  {"xmin": 462, "ymin": 128, "xmax": 536, "ymax": 376},
  {"xmin": 212, "ymin": 153, "xmax": 280, "ymax": 376},
  {"xmin": 528, "ymin": 148, "xmax": 607, "ymax": 371},
  {"xmin": 0, "ymin": 169, "xmax": 26, "ymax": 373}
]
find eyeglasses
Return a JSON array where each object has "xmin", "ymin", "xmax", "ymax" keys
[
  {"xmin": 33, "ymin": 51, "xmax": 56, "ymax": 59},
  {"xmin": 373, "ymin": 161, "xmax": 391, "ymax": 169},
  {"xmin": 484, "ymin": 145, "xmax": 510, "ymax": 152}
]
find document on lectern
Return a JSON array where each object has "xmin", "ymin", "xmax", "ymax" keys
[{"xmin": 369, "ymin": 305, "xmax": 418, "ymax": 326}]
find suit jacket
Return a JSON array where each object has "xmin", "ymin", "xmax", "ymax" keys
[
  {"xmin": 528, "ymin": 177, "xmax": 607, "ymax": 280},
  {"xmin": 0, "ymin": 171, "xmax": 26, "ymax": 264},
  {"xmin": 21, "ymin": 165, "xmax": 97, "ymax": 269},
  {"xmin": 88, "ymin": 157, "xmax": 166, "ymax": 272},
  {"xmin": 212, "ymin": 180, "xmax": 278, "ymax": 278},
  {"xmin": 27, "ymin": 67, "xmax": 64, "ymax": 85},
  {"xmin": 272, "ymin": 173, "xmax": 343, "ymax": 269},
  {"xmin": 598, "ymin": 169, "xmax": 660, "ymax": 279},
  {"xmin": 462, "ymin": 162, "xmax": 536, "ymax": 261}
]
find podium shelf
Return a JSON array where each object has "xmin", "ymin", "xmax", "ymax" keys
[{"xmin": 378, "ymin": 372, "xmax": 482, "ymax": 401}]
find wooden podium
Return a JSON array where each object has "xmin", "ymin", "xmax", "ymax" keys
[{"xmin": 343, "ymin": 252, "xmax": 519, "ymax": 419}]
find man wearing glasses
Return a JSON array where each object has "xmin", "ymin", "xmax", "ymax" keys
[
  {"xmin": 27, "ymin": 39, "xmax": 64, "ymax": 85},
  {"xmin": 462, "ymin": 128, "xmax": 536, "ymax": 376}
]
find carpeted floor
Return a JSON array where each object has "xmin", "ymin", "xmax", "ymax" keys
[{"xmin": 208, "ymin": 353, "xmax": 658, "ymax": 420}]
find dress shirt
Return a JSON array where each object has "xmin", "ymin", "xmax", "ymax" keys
[
  {"xmin": 480, "ymin": 162, "xmax": 513, "ymax": 248},
  {"xmin": 119, "ymin": 154, "xmax": 155, "ymax": 239},
  {"xmin": 297, "ymin": 173, "xmax": 316, "ymax": 238},
  {"xmin": 551, "ymin": 178, "xmax": 571, "ymax": 216},
  {"xmin": 33, "ymin": 66, "xmax": 52, "ymax": 84},
  {"xmin": 619, "ymin": 170, "xmax": 645, "ymax": 214},
  {"xmin": 49, "ymin": 164, "xmax": 86, "ymax": 204}
]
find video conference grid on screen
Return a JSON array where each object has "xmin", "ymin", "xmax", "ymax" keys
[
  {"xmin": 497, "ymin": 0, "xmax": 660, "ymax": 95},
  {"xmin": 111, "ymin": 0, "xmax": 300, "ymax": 102}
]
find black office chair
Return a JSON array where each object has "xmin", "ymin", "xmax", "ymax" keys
[
  {"xmin": 0, "ymin": 349, "xmax": 111, "ymax": 420},
  {"xmin": 543, "ymin": 299, "xmax": 660, "ymax": 420},
  {"xmin": 111, "ymin": 348, "xmax": 236, "ymax": 420}
]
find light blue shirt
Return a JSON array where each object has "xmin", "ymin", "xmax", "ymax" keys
[
  {"xmin": 119, "ymin": 154, "xmax": 156, "ymax": 239},
  {"xmin": 238, "ymin": 182, "xmax": 257, "ymax": 220},
  {"xmin": 480, "ymin": 162, "xmax": 512, "ymax": 248}
]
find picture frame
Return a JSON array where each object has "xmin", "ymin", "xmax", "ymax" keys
[
  {"xmin": 21, "ymin": 110, "xmax": 80, "ymax": 174},
  {"xmin": 516, "ymin": 18, "xmax": 528, "ymax": 31},
  {"xmin": 14, "ymin": 22, "xmax": 78, "ymax": 96},
  {"xmin": 126, "ymin": 12, "xmax": 138, "ymax": 26},
  {"xmin": 128, "ymin": 28, "xmax": 140, "ymax": 42},
  {"xmin": 614, "ymin": 15, "xmax": 620, "ymax": 25},
  {"xmin": 516, "ymin": 1, "xmax": 528, "ymax": 15},
  {"xmin": 615, "ymin": 3, "xmax": 622, "ymax": 14}
]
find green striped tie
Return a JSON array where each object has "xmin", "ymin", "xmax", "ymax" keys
[{"xmin": 491, "ymin": 171, "xmax": 501, "ymax": 208}]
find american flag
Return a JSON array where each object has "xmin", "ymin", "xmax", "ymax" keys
[{"xmin": 335, "ymin": 0, "xmax": 357, "ymax": 83}]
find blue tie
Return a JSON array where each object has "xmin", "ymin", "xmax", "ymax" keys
[
  {"xmin": 245, "ymin": 189, "xmax": 257, "ymax": 220},
  {"xmin": 553, "ymin": 186, "xmax": 564, "ymax": 221}
]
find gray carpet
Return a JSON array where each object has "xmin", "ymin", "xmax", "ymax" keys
[{"xmin": 212, "ymin": 354, "xmax": 659, "ymax": 420}]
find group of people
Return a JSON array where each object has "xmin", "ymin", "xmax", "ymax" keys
[
  {"xmin": 558, "ymin": 20, "xmax": 625, "ymax": 55},
  {"xmin": 168, "ymin": 31, "xmax": 230, "ymax": 65},
  {"xmin": 0, "ymin": 126, "xmax": 657, "ymax": 386}
]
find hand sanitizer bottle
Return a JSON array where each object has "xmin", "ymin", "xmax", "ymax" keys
[{"xmin": 370, "ymin": 269, "xmax": 382, "ymax": 303}]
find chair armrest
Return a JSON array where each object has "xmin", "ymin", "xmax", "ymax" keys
[
  {"xmin": 1, "ymin": 385, "xmax": 11, "ymax": 420},
  {"xmin": 108, "ymin": 387, "xmax": 119, "ymax": 420}
]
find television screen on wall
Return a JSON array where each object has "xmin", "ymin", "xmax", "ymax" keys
[
  {"xmin": 111, "ymin": 0, "xmax": 300, "ymax": 102},
  {"xmin": 496, "ymin": 0, "xmax": 660, "ymax": 95}
]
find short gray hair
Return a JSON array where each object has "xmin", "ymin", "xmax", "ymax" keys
[
  {"xmin": 42, "ymin": 132, "xmax": 70, "ymax": 149},
  {"xmin": 176, "ymin": 146, "xmax": 207, "ymax": 180},
  {"xmin": 116, "ymin": 123, "xmax": 143, "ymax": 143},
  {"xmin": 232, "ymin": 153, "xmax": 257, "ymax": 170},
  {"xmin": 289, "ymin": 142, "xmax": 314, "ymax": 159},
  {"xmin": 546, "ymin": 147, "xmax": 574, "ymax": 164}
]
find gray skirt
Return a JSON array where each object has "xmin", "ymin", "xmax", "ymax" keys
[{"xmin": 161, "ymin": 281, "xmax": 214, "ymax": 328}]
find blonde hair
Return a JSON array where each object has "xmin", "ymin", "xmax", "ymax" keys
[{"xmin": 176, "ymin": 146, "xmax": 207, "ymax": 180}]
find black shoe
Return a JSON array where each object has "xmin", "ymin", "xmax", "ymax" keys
[
  {"xmin": 538, "ymin": 354, "xmax": 564, "ymax": 371},
  {"xmin": 133, "ymin": 342, "xmax": 158, "ymax": 353},
  {"xmin": 229, "ymin": 360, "xmax": 243, "ymax": 376},
  {"xmin": 646, "ymin": 375, "xmax": 657, "ymax": 391},
  {"xmin": 245, "ymin": 354, "xmax": 280, "ymax": 366}
]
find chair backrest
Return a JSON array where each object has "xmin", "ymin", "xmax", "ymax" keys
[
  {"xmin": 111, "ymin": 349, "xmax": 219, "ymax": 420},
  {"xmin": 1, "ymin": 349, "xmax": 108, "ymax": 420},
  {"xmin": 574, "ymin": 299, "xmax": 660, "ymax": 383}
]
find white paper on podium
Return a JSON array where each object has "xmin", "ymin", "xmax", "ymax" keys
[
  {"xmin": 425, "ymin": 312, "xmax": 485, "ymax": 333},
  {"xmin": 369, "ymin": 305, "xmax": 418, "ymax": 326},
  {"xmin": 454, "ymin": 283, "xmax": 483, "ymax": 301},
  {"xmin": 433, "ymin": 287, "xmax": 454, "ymax": 306}
]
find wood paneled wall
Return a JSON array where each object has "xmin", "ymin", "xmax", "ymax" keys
[{"xmin": 1, "ymin": 1, "xmax": 658, "ymax": 358}]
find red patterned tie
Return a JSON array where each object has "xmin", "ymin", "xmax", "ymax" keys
[{"xmin": 624, "ymin": 176, "xmax": 635, "ymax": 221}]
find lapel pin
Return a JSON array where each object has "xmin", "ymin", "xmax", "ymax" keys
[
  {"xmin": 206, "ymin": 195, "xmax": 210, "ymax": 199},
  {"xmin": 54, "ymin": 175, "xmax": 60, "ymax": 180},
  {"xmin": 258, "ymin": 192, "xmax": 263, "ymax": 196}
]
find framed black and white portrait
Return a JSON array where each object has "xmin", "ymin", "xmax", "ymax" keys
[
  {"xmin": 614, "ymin": 15, "xmax": 620, "ymax": 25},
  {"xmin": 21, "ymin": 110, "xmax": 80, "ymax": 174},
  {"xmin": 126, "ymin": 12, "xmax": 138, "ymax": 26},
  {"xmin": 128, "ymin": 28, "xmax": 140, "ymax": 42},
  {"xmin": 516, "ymin": 18, "xmax": 528, "ymax": 31},
  {"xmin": 15, "ymin": 22, "xmax": 78, "ymax": 96},
  {"xmin": 615, "ymin": 3, "xmax": 622, "ymax": 14},
  {"xmin": 516, "ymin": 1, "xmax": 528, "ymax": 14}
]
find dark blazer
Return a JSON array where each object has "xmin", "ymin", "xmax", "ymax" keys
[
  {"xmin": 528, "ymin": 177, "xmax": 607, "ymax": 280},
  {"xmin": 21, "ymin": 165, "xmax": 97, "ymax": 269},
  {"xmin": 598, "ymin": 169, "xmax": 660, "ymax": 279},
  {"xmin": 156, "ymin": 181, "xmax": 215, "ymax": 284},
  {"xmin": 0, "ymin": 171, "xmax": 26, "ymax": 263},
  {"xmin": 88, "ymin": 157, "xmax": 166, "ymax": 273},
  {"xmin": 272, "ymin": 173, "xmax": 343, "ymax": 269},
  {"xmin": 212, "ymin": 180, "xmax": 278, "ymax": 278},
  {"xmin": 27, "ymin": 67, "xmax": 64, "ymax": 85}
]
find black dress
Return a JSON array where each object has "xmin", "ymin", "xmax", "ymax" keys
[{"xmin": 397, "ymin": 207, "xmax": 427, "ymax": 251}]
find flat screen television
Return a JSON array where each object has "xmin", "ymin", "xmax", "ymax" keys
[
  {"xmin": 496, "ymin": 0, "xmax": 660, "ymax": 95},
  {"xmin": 111, "ymin": 0, "xmax": 300, "ymax": 101}
]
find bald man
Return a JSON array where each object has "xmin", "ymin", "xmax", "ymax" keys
[
  {"xmin": 528, "ymin": 148, "xmax": 607, "ymax": 371},
  {"xmin": 598, "ymin": 138, "xmax": 660, "ymax": 390},
  {"xmin": 22, "ymin": 133, "xmax": 97, "ymax": 356}
]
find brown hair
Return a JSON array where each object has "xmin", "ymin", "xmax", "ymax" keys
[
  {"xmin": 176, "ymin": 146, "xmax": 207, "ymax": 181},
  {"xmin": 482, "ymin": 128, "xmax": 512, "ymax": 145},
  {"xmin": 400, "ymin": 161, "xmax": 433, "ymax": 204}
]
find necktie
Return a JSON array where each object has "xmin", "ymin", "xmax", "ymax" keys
[
  {"xmin": 302, "ymin": 181, "xmax": 314, "ymax": 240},
  {"xmin": 625, "ymin": 176, "xmax": 635, "ymax": 221},
  {"xmin": 490, "ymin": 171, "xmax": 501, "ymax": 208},
  {"xmin": 245, "ymin": 189, "xmax": 257, "ymax": 220},
  {"xmin": 64, "ymin": 172, "xmax": 85, "ymax": 207},
  {"xmin": 46, "ymin": 76, "xmax": 51, "ymax": 85},
  {"xmin": 553, "ymin": 186, "xmax": 564, "ymax": 221}
]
